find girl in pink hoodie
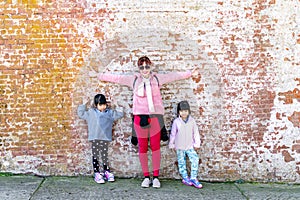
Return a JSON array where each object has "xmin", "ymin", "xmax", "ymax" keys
[{"xmin": 97, "ymin": 56, "xmax": 198, "ymax": 188}]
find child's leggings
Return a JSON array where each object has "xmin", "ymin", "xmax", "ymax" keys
[
  {"xmin": 91, "ymin": 140, "xmax": 109, "ymax": 173},
  {"xmin": 176, "ymin": 149, "xmax": 199, "ymax": 179},
  {"xmin": 134, "ymin": 115, "xmax": 161, "ymax": 177}
]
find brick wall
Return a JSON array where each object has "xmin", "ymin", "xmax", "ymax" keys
[{"xmin": 1, "ymin": 0, "xmax": 299, "ymax": 182}]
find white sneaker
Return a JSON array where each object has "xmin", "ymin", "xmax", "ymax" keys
[
  {"xmin": 152, "ymin": 178, "xmax": 161, "ymax": 188},
  {"xmin": 94, "ymin": 173, "xmax": 105, "ymax": 184},
  {"xmin": 141, "ymin": 178, "xmax": 150, "ymax": 188}
]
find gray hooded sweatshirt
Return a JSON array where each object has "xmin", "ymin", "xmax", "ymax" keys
[{"xmin": 77, "ymin": 104, "xmax": 124, "ymax": 141}]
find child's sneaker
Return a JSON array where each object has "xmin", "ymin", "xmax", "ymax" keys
[
  {"xmin": 94, "ymin": 172, "xmax": 105, "ymax": 184},
  {"xmin": 104, "ymin": 171, "xmax": 115, "ymax": 182},
  {"xmin": 141, "ymin": 178, "xmax": 150, "ymax": 188},
  {"xmin": 182, "ymin": 177, "xmax": 192, "ymax": 186},
  {"xmin": 152, "ymin": 178, "xmax": 161, "ymax": 188},
  {"xmin": 190, "ymin": 178, "xmax": 203, "ymax": 189}
]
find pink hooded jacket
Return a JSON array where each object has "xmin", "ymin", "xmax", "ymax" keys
[{"xmin": 98, "ymin": 71, "xmax": 191, "ymax": 115}]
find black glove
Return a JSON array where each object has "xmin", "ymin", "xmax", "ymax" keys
[
  {"xmin": 131, "ymin": 136, "xmax": 138, "ymax": 146},
  {"xmin": 160, "ymin": 126, "xmax": 169, "ymax": 141},
  {"xmin": 140, "ymin": 115, "xmax": 150, "ymax": 128}
]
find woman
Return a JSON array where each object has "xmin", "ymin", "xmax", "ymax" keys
[{"xmin": 96, "ymin": 56, "xmax": 198, "ymax": 188}]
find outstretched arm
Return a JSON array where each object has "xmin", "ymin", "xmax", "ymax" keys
[
  {"xmin": 98, "ymin": 73, "xmax": 136, "ymax": 88},
  {"xmin": 89, "ymin": 70, "xmax": 136, "ymax": 88},
  {"xmin": 156, "ymin": 66, "xmax": 200, "ymax": 85}
]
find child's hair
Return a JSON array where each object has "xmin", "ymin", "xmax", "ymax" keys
[
  {"xmin": 138, "ymin": 56, "xmax": 152, "ymax": 66},
  {"xmin": 94, "ymin": 94, "xmax": 107, "ymax": 106},
  {"xmin": 177, "ymin": 100, "xmax": 191, "ymax": 115}
]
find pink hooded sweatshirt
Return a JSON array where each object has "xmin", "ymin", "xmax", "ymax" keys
[{"xmin": 98, "ymin": 71, "xmax": 191, "ymax": 115}]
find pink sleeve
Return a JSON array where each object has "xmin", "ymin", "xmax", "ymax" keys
[
  {"xmin": 98, "ymin": 73, "xmax": 136, "ymax": 88},
  {"xmin": 155, "ymin": 71, "xmax": 192, "ymax": 85}
]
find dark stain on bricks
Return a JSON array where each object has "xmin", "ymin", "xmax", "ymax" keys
[
  {"xmin": 282, "ymin": 150, "xmax": 295, "ymax": 162},
  {"xmin": 292, "ymin": 144, "xmax": 300, "ymax": 153},
  {"xmin": 278, "ymin": 88, "xmax": 300, "ymax": 104},
  {"xmin": 288, "ymin": 111, "xmax": 300, "ymax": 128}
]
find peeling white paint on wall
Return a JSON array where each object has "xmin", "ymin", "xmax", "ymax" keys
[{"xmin": 1, "ymin": 0, "xmax": 300, "ymax": 182}]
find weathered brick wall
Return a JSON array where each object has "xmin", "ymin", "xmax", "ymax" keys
[{"xmin": 1, "ymin": 0, "xmax": 299, "ymax": 182}]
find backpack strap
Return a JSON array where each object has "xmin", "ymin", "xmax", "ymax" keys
[
  {"xmin": 133, "ymin": 75, "xmax": 159, "ymax": 88},
  {"xmin": 153, "ymin": 75, "xmax": 159, "ymax": 86},
  {"xmin": 133, "ymin": 76, "xmax": 138, "ymax": 88}
]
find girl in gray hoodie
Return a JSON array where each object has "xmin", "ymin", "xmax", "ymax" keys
[{"xmin": 77, "ymin": 94, "xmax": 124, "ymax": 184}]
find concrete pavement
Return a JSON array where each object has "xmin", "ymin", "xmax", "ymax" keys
[{"xmin": 1, "ymin": 175, "xmax": 300, "ymax": 200}]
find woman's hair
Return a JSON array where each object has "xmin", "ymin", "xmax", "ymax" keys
[
  {"xmin": 94, "ymin": 94, "xmax": 107, "ymax": 106},
  {"xmin": 177, "ymin": 100, "xmax": 191, "ymax": 115},
  {"xmin": 137, "ymin": 56, "xmax": 152, "ymax": 66}
]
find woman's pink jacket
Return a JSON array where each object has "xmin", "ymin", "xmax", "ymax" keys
[{"xmin": 98, "ymin": 71, "xmax": 191, "ymax": 115}]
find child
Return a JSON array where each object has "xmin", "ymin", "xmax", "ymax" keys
[
  {"xmin": 77, "ymin": 94, "xmax": 124, "ymax": 184},
  {"xmin": 169, "ymin": 100, "xmax": 202, "ymax": 189}
]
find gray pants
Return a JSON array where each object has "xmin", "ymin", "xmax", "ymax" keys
[{"xmin": 91, "ymin": 140, "xmax": 109, "ymax": 173}]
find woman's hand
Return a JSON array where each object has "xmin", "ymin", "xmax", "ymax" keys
[
  {"xmin": 191, "ymin": 67, "xmax": 200, "ymax": 78},
  {"xmin": 191, "ymin": 67, "xmax": 201, "ymax": 82},
  {"xmin": 88, "ymin": 70, "xmax": 98, "ymax": 77}
]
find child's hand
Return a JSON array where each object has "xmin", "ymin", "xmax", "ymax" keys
[
  {"xmin": 109, "ymin": 98, "xmax": 117, "ymax": 109},
  {"xmin": 83, "ymin": 97, "xmax": 91, "ymax": 105},
  {"xmin": 170, "ymin": 148, "xmax": 176, "ymax": 153},
  {"xmin": 169, "ymin": 146, "xmax": 175, "ymax": 151}
]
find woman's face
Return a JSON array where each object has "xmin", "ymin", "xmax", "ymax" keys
[{"xmin": 139, "ymin": 62, "xmax": 151, "ymax": 78}]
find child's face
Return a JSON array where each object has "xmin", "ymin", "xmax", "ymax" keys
[
  {"xmin": 97, "ymin": 103, "xmax": 107, "ymax": 112},
  {"xmin": 179, "ymin": 109, "xmax": 189, "ymax": 119}
]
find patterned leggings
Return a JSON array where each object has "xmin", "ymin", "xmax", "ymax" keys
[
  {"xmin": 176, "ymin": 149, "xmax": 199, "ymax": 179},
  {"xmin": 91, "ymin": 140, "xmax": 109, "ymax": 173}
]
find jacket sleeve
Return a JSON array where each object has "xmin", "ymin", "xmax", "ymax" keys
[
  {"xmin": 98, "ymin": 73, "xmax": 136, "ymax": 88},
  {"xmin": 77, "ymin": 104, "xmax": 89, "ymax": 120},
  {"xmin": 169, "ymin": 120, "xmax": 178, "ymax": 149},
  {"xmin": 192, "ymin": 119, "xmax": 201, "ymax": 148},
  {"xmin": 155, "ymin": 71, "xmax": 192, "ymax": 85},
  {"xmin": 111, "ymin": 108, "xmax": 124, "ymax": 121}
]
